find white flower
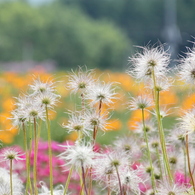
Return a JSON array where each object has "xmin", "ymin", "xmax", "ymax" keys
[
  {"xmin": 128, "ymin": 95, "xmax": 153, "ymax": 110},
  {"xmin": 148, "ymin": 76, "xmax": 173, "ymax": 91},
  {"xmin": 29, "ymin": 77, "xmax": 55, "ymax": 95},
  {"xmin": 113, "ymin": 135, "xmax": 142, "ymax": 160},
  {"xmin": 10, "ymin": 109, "xmax": 27, "ymax": 127},
  {"xmin": 134, "ymin": 119, "xmax": 156, "ymax": 134},
  {"xmin": 178, "ymin": 108, "xmax": 195, "ymax": 134},
  {"xmin": 156, "ymin": 182, "xmax": 188, "ymax": 195},
  {"xmin": 84, "ymin": 109, "xmax": 108, "ymax": 131},
  {"xmin": 62, "ymin": 111, "xmax": 90, "ymax": 136},
  {"xmin": 14, "ymin": 95, "xmax": 33, "ymax": 110},
  {"xmin": 85, "ymin": 82, "xmax": 117, "ymax": 106},
  {"xmin": 0, "ymin": 168, "xmax": 24, "ymax": 195},
  {"xmin": 67, "ymin": 67, "xmax": 95, "ymax": 94},
  {"xmin": 117, "ymin": 167, "xmax": 143, "ymax": 195},
  {"xmin": 167, "ymin": 125, "xmax": 186, "ymax": 146},
  {"xmin": 24, "ymin": 103, "xmax": 45, "ymax": 122},
  {"xmin": 35, "ymin": 91, "xmax": 60, "ymax": 109},
  {"xmin": 0, "ymin": 147, "xmax": 24, "ymax": 163},
  {"xmin": 38, "ymin": 181, "xmax": 65, "ymax": 195},
  {"xmin": 178, "ymin": 47, "xmax": 195, "ymax": 85},
  {"xmin": 127, "ymin": 44, "xmax": 170, "ymax": 81},
  {"xmin": 58, "ymin": 142, "xmax": 95, "ymax": 171}
]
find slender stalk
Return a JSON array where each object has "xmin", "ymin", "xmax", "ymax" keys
[
  {"xmin": 63, "ymin": 166, "xmax": 74, "ymax": 195},
  {"xmin": 155, "ymin": 147, "xmax": 163, "ymax": 181},
  {"xmin": 182, "ymin": 144, "xmax": 187, "ymax": 183},
  {"xmin": 92, "ymin": 125, "xmax": 98, "ymax": 146},
  {"xmin": 22, "ymin": 122, "xmax": 32, "ymax": 195},
  {"xmin": 81, "ymin": 164, "xmax": 88, "ymax": 195},
  {"xmin": 151, "ymin": 69, "xmax": 173, "ymax": 183},
  {"xmin": 45, "ymin": 105, "xmax": 53, "ymax": 195},
  {"xmin": 186, "ymin": 134, "xmax": 195, "ymax": 193},
  {"xmin": 33, "ymin": 118, "xmax": 38, "ymax": 195},
  {"xmin": 107, "ymin": 175, "xmax": 111, "ymax": 195},
  {"xmin": 10, "ymin": 159, "xmax": 13, "ymax": 195},
  {"xmin": 88, "ymin": 167, "xmax": 93, "ymax": 195},
  {"xmin": 28, "ymin": 121, "xmax": 33, "ymax": 194},
  {"xmin": 92, "ymin": 99, "xmax": 102, "ymax": 145},
  {"xmin": 79, "ymin": 168, "xmax": 84, "ymax": 195},
  {"xmin": 81, "ymin": 93, "xmax": 85, "ymax": 113},
  {"xmin": 141, "ymin": 109, "xmax": 156, "ymax": 192},
  {"xmin": 98, "ymin": 99, "xmax": 102, "ymax": 116},
  {"xmin": 114, "ymin": 165, "xmax": 123, "ymax": 195}
]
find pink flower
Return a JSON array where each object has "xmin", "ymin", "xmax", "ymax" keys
[{"xmin": 174, "ymin": 171, "xmax": 191, "ymax": 186}]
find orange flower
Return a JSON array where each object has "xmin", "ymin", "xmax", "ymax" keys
[
  {"xmin": 127, "ymin": 109, "xmax": 151, "ymax": 130},
  {"xmin": 105, "ymin": 119, "xmax": 122, "ymax": 131},
  {"xmin": 67, "ymin": 131, "xmax": 79, "ymax": 141},
  {"xmin": 160, "ymin": 91, "xmax": 178, "ymax": 107},
  {"xmin": 0, "ymin": 130, "xmax": 14, "ymax": 144},
  {"xmin": 181, "ymin": 93, "xmax": 195, "ymax": 110}
]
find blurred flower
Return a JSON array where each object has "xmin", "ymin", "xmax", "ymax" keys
[
  {"xmin": 178, "ymin": 108, "xmax": 195, "ymax": 134},
  {"xmin": 38, "ymin": 181, "xmax": 65, "ymax": 195},
  {"xmin": 62, "ymin": 111, "xmax": 90, "ymax": 136},
  {"xmin": 0, "ymin": 167, "xmax": 24, "ymax": 195},
  {"xmin": 178, "ymin": 46, "xmax": 195, "ymax": 85},
  {"xmin": 155, "ymin": 182, "xmax": 188, "ymax": 195}
]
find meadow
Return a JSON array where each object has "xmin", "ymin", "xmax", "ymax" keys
[{"xmin": 1, "ymin": 50, "xmax": 195, "ymax": 195}]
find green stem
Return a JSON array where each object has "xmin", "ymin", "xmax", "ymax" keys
[
  {"xmin": 10, "ymin": 159, "xmax": 13, "ymax": 195},
  {"xmin": 28, "ymin": 121, "xmax": 33, "ymax": 194},
  {"xmin": 22, "ymin": 122, "xmax": 32, "ymax": 195},
  {"xmin": 151, "ymin": 69, "xmax": 173, "ymax": 183},
  {"xmin": 155, "ymin": 147, "xmax": 163, "ymax": 181},
  {"xmin": 63, "ymin": 166, "xmax": 73, "ymax": 195},
  {"xmin": 141, "ymin": 108, "xmax": 156, "ymax": 191},
  {"xmin": 33, "ymin": 118, "xmax": 38, "ymax": 195},
  {"xmin": 186, "ymin": 134, "xmax": 195, "ymax": 193},
  {"xmin": 81, "ymin": 164, "xmax": 88, "ymax": 195},
  {"xmin": 45, "ymin": 105, "xmax": 53, "ymax": 195}
]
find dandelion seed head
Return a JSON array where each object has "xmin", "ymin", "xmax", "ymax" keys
[
  {"xmin": 67, "ymin": 67, "xmax": 95, "ymax": 94},
  {"xmin": 59, "ymin": 142, "xmax": 95, "ymax": 170},
  {"xmin": 155, "ymin": 182, "xmax": 187, "ymax": 195},
  {"xmin": 29, "ymin": 77, "xmax": 55, "ymax": 95},
  {"xmin": 0, "ymin": 147, "xmax": 23, "ymax": 162},
  {"xmin": 178, "ymin": 108, "xmax": 195, "ymax": 134},
  {"xmin": 0, "ymin": 168, "xmax": 23, "ymax": 195},
  {"xmin": 128, "ymin": 95, "xmax": 153, "ymax": 111},
  {"xmin": 85, "ymin": 82, "xmax": 117, "ymax": 106},
  {"xmin": 127, "ymin": 45, "xmax": 170, "ymax": 81}
]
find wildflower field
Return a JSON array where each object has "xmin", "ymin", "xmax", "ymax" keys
[{"xmin": 2, "ymin": 44, "xmax": 195, "ymax": 195}]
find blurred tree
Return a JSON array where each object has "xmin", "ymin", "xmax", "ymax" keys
[
  {"xmin": 58, "ymin": 0, "xmax": 195, "ymax": 49},
  {"xmin": 58, "ymin": 0, "xmax": 164, "ymax": 45},
  {"xmin": 0, "ymin": 1, "xmax": 130, "ymax": 70}
]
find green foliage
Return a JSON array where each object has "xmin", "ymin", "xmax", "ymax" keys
[{"xmin": 0, "ymin": 1, "xmax": 130, "ymax": 70}]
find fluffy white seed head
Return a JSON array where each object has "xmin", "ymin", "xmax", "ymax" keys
[
  {"xmin": 127, "ymin": 45, "xmax": 170, "ymax": 81},
  {"xmin": 84, "ymin": 82, "xmax": 117, "ymax": 106},
  {"xmin": 67, "ymin": 67, "xmax": 95, "ymax": 94},
  {"xmin": 0, "ymin": 168, "xmax": 24, "ymax": 195},
  {"xmin": 128, "ymin": 95, "xmax": 153, "ymax": 110},
  {"xmin": 59, "ymin": 142, "xmax": 96, "ymax": 170}
]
